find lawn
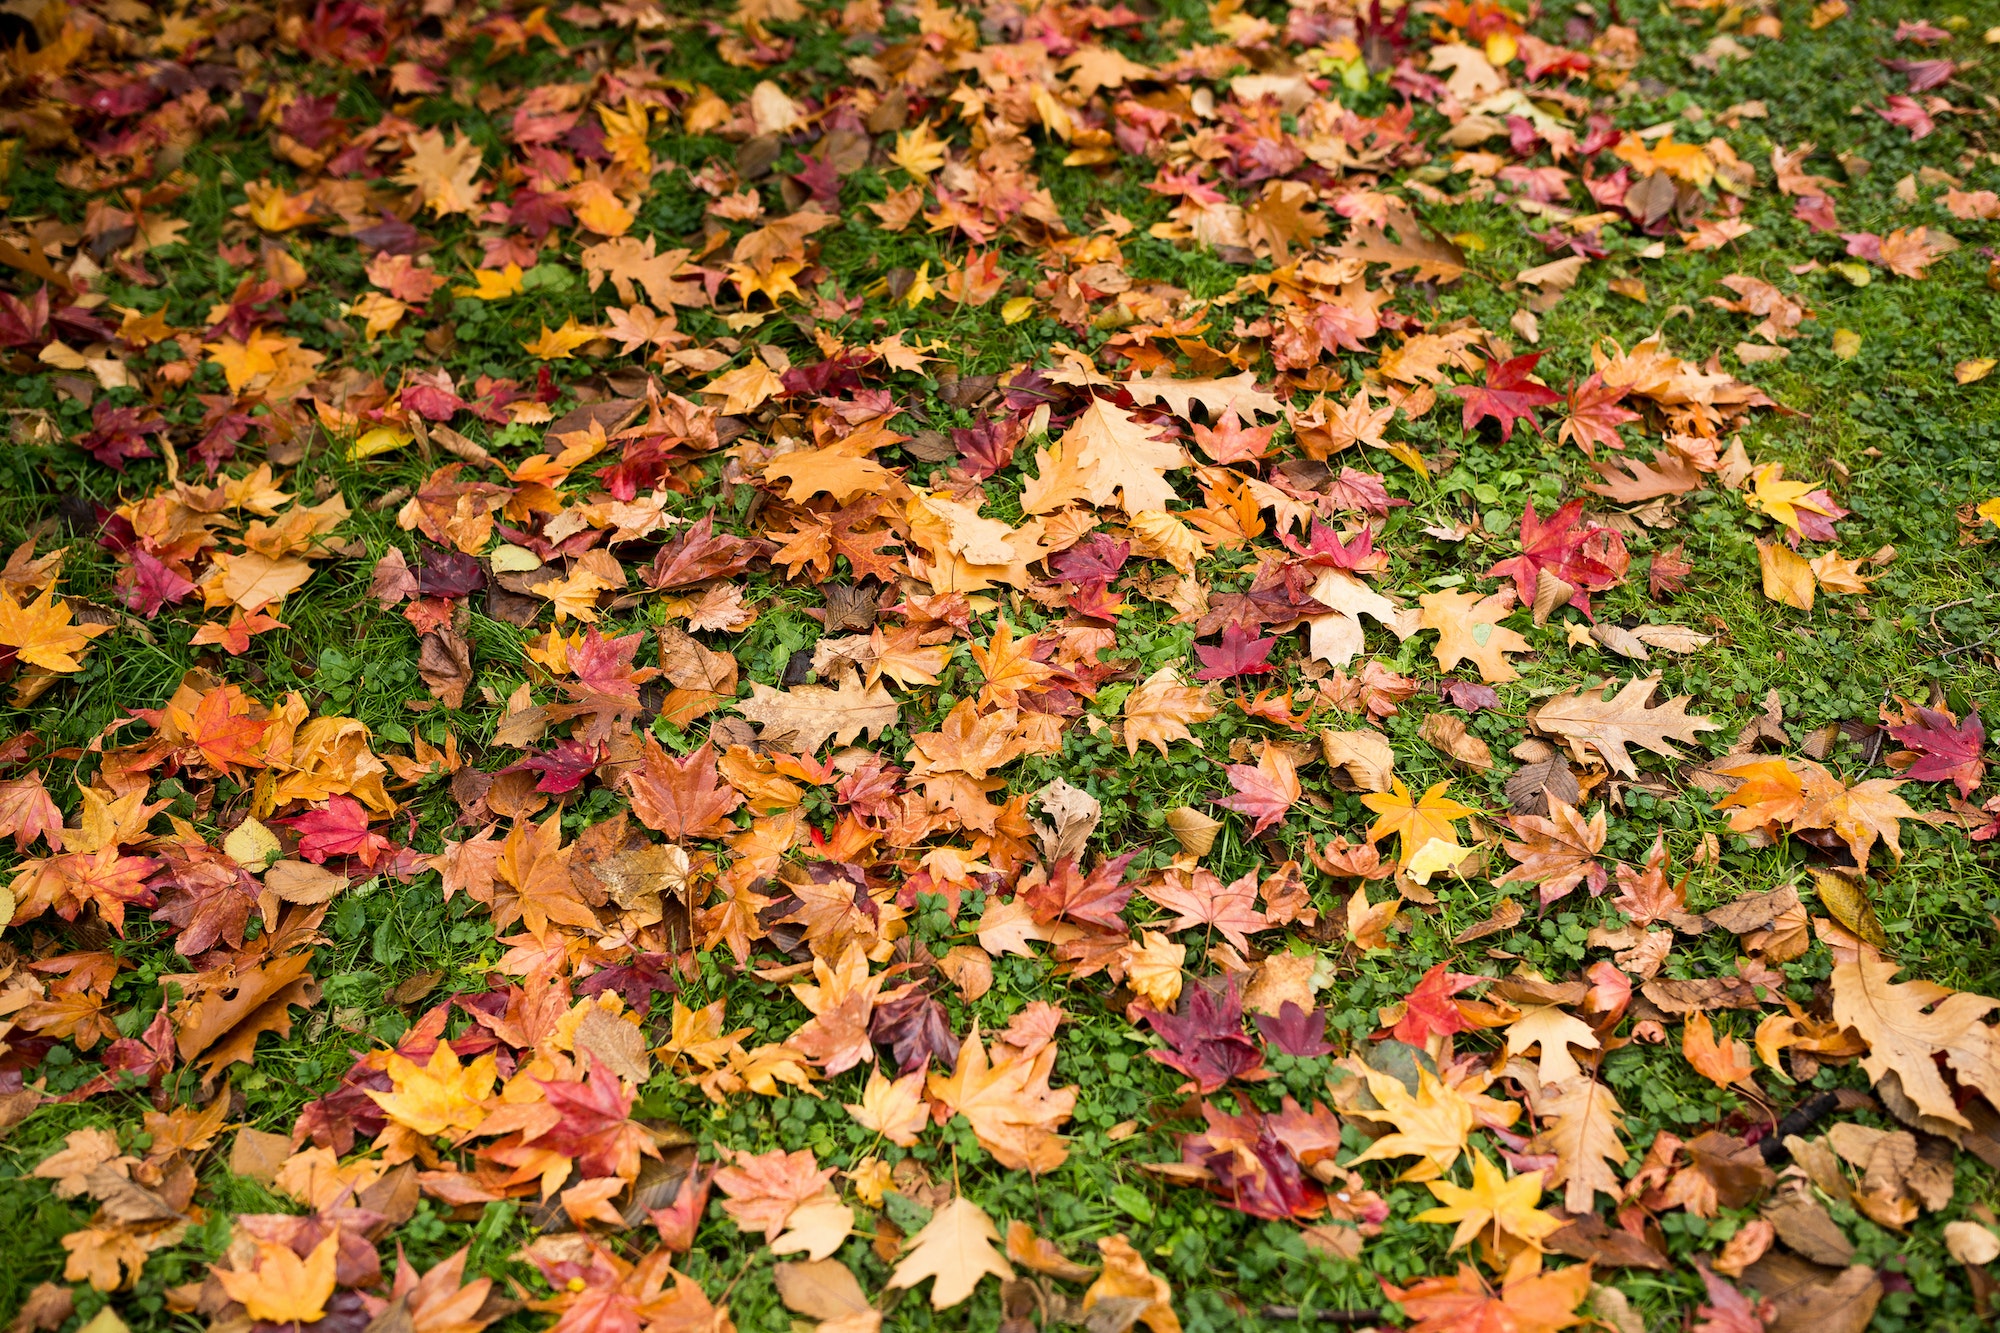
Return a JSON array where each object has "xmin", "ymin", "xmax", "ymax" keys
[{"xmin": 1, "ymin": 0, "xmax": 1999, "ymax": 1331}]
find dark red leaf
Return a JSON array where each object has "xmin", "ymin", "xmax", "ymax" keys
[{"xmin": 1448, "ymin": 351, "xmax": 1562, "ymax": 442}]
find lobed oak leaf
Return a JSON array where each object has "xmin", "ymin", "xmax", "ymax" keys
[
  {"xmin": 1831, "ymin": 956, "xmax": 2000, "ymax": 1130},
  {"xmin": 739, "ymin": 671, "xmax": 899, "ymax": 754},
  {"xmin": 1529, "ymin": 1078, "xmax": 1628, "ymax": 1214},
  {"xmin": 1533, "ymin": 676, "xmax": 1717, "ymax": 778}
]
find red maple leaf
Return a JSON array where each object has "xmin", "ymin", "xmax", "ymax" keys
[
  {"xmin": 1194, "ymin": 623, "xmax": 1278, "ymax": 681},
  {"xmin": 1179, "ymin": 1100, "xmax": 1325, "ymax": 1220},
  {"xmin": 149, "ymin": 840, "xmax": 261, "ymax": 955},
  {"xmin": 1448, "ymin": 351, "xmax": 1561, "ymax": 442},
  {"xmin": 1255, "ymin": 1002, "xmax": 1334, "ymax": 1057},
  {"xmin": 119, "ymin": 550, "xmax": 197, "ymax": 616},
  {"xmin": 646, "ymin": 515, "xmax": 766, "ymax": 590},
  {"xmin": 533, "ymin": 1056, "xmax": 657, "ymax": 1181},
  {"xmin": 1021, "ymin": 853, "xmax": 1136, "ymax": 930},
  {"xmin": 567, "ymin": 628, "xmax": 660, "ymax": 703},
  {"xmin": 1889, "ymin": 706, "xmax": 1986, "ymax": 796},
  {"xmin": 1388, "ymin": 964, "xmax": 1482, "ymax": 1045},
  {"xmin": 1280, "ymin": 522, "xmax": 1380, "ymax": 571},
  {"xmin": 287, "ymin": 796, "xmax": 393, "ymax": 868},
  {"xmin": 1215, "ymin": 751, "xmax": 1300, "ymax": 835},
  {"xmin": 1874, "ymin": 94, "xmax": 1934, "ymax": 140},
  {"xmin": 1486, "ymin": 500, "xmax": 1630, "ymax": 618},
  {"xmin": 1648, "ymin": 541, "xmax": 1693, "ymax": 598},
  {"xmin": 1555, "ymin": 373, "xmax": 1639, "ymax": 457},
  {"xmin": 1142, "ymin": 979, "xmax": 1264, "ymax": 1094}
]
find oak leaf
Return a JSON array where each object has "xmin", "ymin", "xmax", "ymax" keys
[
  {"xmin": 1530, "ymin": 1078, "xmax": 1629, "ymax": 1214},
  {"xmin": 738, "ymin": 671, "xmax": 899, "ymax": 753},
  {"xmin": 1831, "ymin": 955, "xmax": 2000, "ymax": 1129},
  {"xmin": 1533, "ymin": 676, "xmax": 1718, "ymax": 777}
]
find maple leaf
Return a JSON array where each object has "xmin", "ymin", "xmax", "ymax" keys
[
  {"xmin": 0, "ymin": 585, "xmax": 110, "ymax": 673},
  {"xmin": 886, "ymin": 1195, "xmax": 1015, "ymax": 1309},
  {"xmin": 1058, "ymin": 395, "xmax": 1192, "ymax": 517},
  {"xmin": 928, "ymin": 1025, "xmax": 1076, "ymax": 1173},
  {"xmin": 532, "ymin": 1056, "xmax": 658, "ymax": 1182},
  {"xmin": 491, "ymin": 812, "xmax": 598, "ymax": 939},
  {"xmin": 1556, "ymin": 374, "xmax": 1639, "ymax": 456},
  {"xmin": 1349, "ymin": 1068, "xmax": 1478, "ymax": 1181},
  {"xmin": 366, "ymin": 1041, "xmax": 499, "ymax": 1138},
  {"xmin": 620, "ymin": 738, "xmax": 742, "ymax": 840},
  {"xmin": 1682, "ymin": 1013, "xmax": 1758, "ymax": 1093},
  {"xmin": 714, "ymin": 1146, "xmax": 837, "ymax": 1241},
  {"xmin": 1486, "ymin": 501, "xmax": 1630, "ymax": 619},
  {"xmin": 1888, "ymin": 705, "xmax": 1985, "ymax": 796},
  {"xmin": 1022, "ymin": 853, "xmax": 1136, "ymax": 930},
  {"xmin": 1530, "ymin": 1077, "xmax": 1629, "ymax": 1214},
  {"xmin": 1692, "ymin": 1260, "xmax": 1772, "ymax": 1333},
  {"xmin": 1257, "ymin": 1002, "xmax": 1334, "ymax": 1057},
  {"xmin": 1418, "ymin": 587, "xmax": 1530, "ymax": 683},
  {"xmin": 844, "ymin": 1065, "xmax": 930, "ymax": 1146},
  {"xmin": 1143, "ymin": 867, "xmax": 1270, "ymax": 952},
  {"xmin": 1392, "ymin": 965, "xmax": 1482, "ymax": 1045},
  {"xmin": 737, "ymin": 672, "xmax": 899, "ymax": 753},
  {"xmin": 1215, "ymin": 746, "xmax": 1301, "ymax": 836},
  {"xmin": 1142, "ymin": 979, "xmax": 1264, "ymax": 1093},
  {"xmin": 1361, "ymin": 779, "xmax": 1475, "ymax": 868},
  {"xmin": 1194, "ymin": 623, "xmax": 1278, "ymax": 681},
  {"xmin": 396, "ymin": 128, "xmax": 487, "ymax": 216},
  {"xmin": 1831, "ymin": 955, "xmax": 2000, "ymax": 1129},
  {"xmin": 1191, "ymin": 408, "xmax": 1276, "ymax": 464},
  {"xmin": 1533, "ymin": 676, "xmax": 1718, "ymax": 777},
  {"xmin": 215, "ymin": 1234, "xmax": 338, "ymax": 1324},
  {"xmin": 1611, "ymin": 834, "xmax": 1686, "ymax": 926},
  {"xmin": 968, "ymin": 619, "xmax": 1056, "ymax": 708},
  {"xmin": 0, "ymin": 773, "xmax": 61, "ymax": 853},
  {"xmin": 1449, "ymin": 352, "xmax": 1562, "ymax": 442},
  {"xmin": 1122, "ymin": 667, "xmax": 1217, "ymax": 756},
  {"xmin": 1496, "ymin": 799, "xmax": 1607, "ymax": 905},
  {"xmin": 1386, "ymin": 1262, "xmax": 1594, "ymax": 1333},
  {"xmin": 1416, "ymin": 1151, "xmax": 1563, "ymax": 1252}
]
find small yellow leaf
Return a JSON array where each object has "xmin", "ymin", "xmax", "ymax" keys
[
  {"xmin": 1002, "ymin": 296, "xmax": 1035, "ymax": 324},
  {"xmin": 1955, "ymin": 358, "xmax": 1996, "ymax": 385},
  {"xmin": 1756, "ymin": 539, "xmax": 1816, "ymax": 611},
  {"xmin": 1831, "ymin": 328, "xmax": 1862, "ymax": 359},
  {"xmin": 453, "ymin": 262, "xmax": 524, "ymax": 300},
  {"xmin": 350, "ymin": 426, "xmax": 413, "ymax": 461}
]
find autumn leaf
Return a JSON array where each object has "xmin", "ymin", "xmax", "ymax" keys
[
  {"xmin": 0, "ymin": 585, "xmax": 111, "ymax": 673},
  {"xmin": 1417, "ymin": 587, "xmax": 1530, "ymax": 683},
  {"xmin": 620, "ymin": 738, "xmax": 742, "ymax": 840},
  {"xmin": 737, "ymin": 671, "xmax": 899, "ymax": 753},
  {"xmin": 1386, "ymin": 1262, "xmax": 1593, "ymax": 1333},
  {"xmin": 1532, "ymin": 676, "xmax": 1718, "ymax": 777},
  {"xmin": 1887, "ymin": 705, "xmax": 1985, "ymax": 796},
  {"xmin": 886, "ymin": 1195, "xmax": 1015, "ymax": 1309},
  {"xmin": 396, "ymin": 128, "xmax": 487, "ymax": 216},
  {"xmin": 1449, "ymin": 352, "xmax": 1562, "ymax": 442},
  {"xmin": 215, "ymin": 1233, "xmax": 338, "ymax": 1324},
  {"xmin": 1348, "ymin": 1067, "xmax": 1479, "ymax": 1181},
  {"xmin": 1831, "ymin": 956, "xmax": 2000, "ymax": 1129},
  {"xmin": 1682, "ymin": 1013, "xmax": 1759, "ymax": 1093},
  {"xmin": 844, "ymin": 1065, "xmax": 929, "ymax": 1146},
  {"xmin": 928, "ymin": 1025, "xmax": 1076, "ymax": 1173},
  {"xmin": 1530, "ymin": 1078, "xmax": 1629, "ymax": 1214},
  {"xmin": 1415, "ymin": 1151, "xmax": 1563, "ymax": 1252},
  {"xmin": 1496, "ymin": 799, "xmax": 1607, "ymax": 905},
  {"xmin": 1215, "ymin": 746, "xmax": 1301, "ymax": 836},
  {"xmin": 1504, "ymin": 1003, "xmax": 1600, "ymax": 1084},
  {"xmin": 1361, "ymin": 779, "xmax": 1475, "ymax": 868},
  {"xmin": 1057, "ymin": 395, "xmax": 1191, "ymax": 517},
  {"xmin": 1122, "ymin": 667, "xmax": 1217, "ymax": 757}
]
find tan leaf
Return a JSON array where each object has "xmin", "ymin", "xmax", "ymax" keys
[{"xmin": 1533, "ymin": 675, "xmax": 1718, "ymax": 778}]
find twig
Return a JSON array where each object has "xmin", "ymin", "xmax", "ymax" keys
[
  {"xmin": 1757, "ymin": 1090, "xmax": 1840, "ymax": 1163},
  {"xmin": 1256, "ymin": 1296, "xmax": 1384, "ymax": 1320}
]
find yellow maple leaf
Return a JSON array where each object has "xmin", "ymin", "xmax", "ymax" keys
[
  {"xmin": 572, "ymin": 178, "xmax": 635, "ymax": 236},
  {"xmin": 0, "ymin": 585, "xmax": 109, "ymax": 673},
  {"xmin": 364, "ymin": 1041, "xmax": 498, "ymax": 1138},
  {"xmin": 214, "ymin": 1233, "xmax": 338, "ymax": 1324},
  {"xmin": 1744, "ymin": 464, "xmax": 1834, "ymax": 534},
  {"xmin": 203, "ymin": 327, "xmax": 290, "ymax": 393},
  {"xmin": 705, "ymin": 360, "xmax": 785, "ymax": 415},
  {"xmin": 237, "ymin": 179, "xmax": 320, "ymax": 232},
  {"xmin": 522, "ymin": 316, "xmax": 599, "ymax": 359},
  {"xmin": 1349, "ymin": 1067, "xmax": 1477, "ymax": 1181},
  {"xmin": 891, "ymin": 120, "xmax": 950, "ymax": 177},
  {"xmin": 1360, "ymin": 779, "xmax": 1475, "ymax": 867},
  {"xmin": 1415, "ymin": 1151, "xmax": 1564, "ymax": 1252},
  {"xmin": 453, "ymin": 262, "xmax": 524, "ymax": 300},
  {"xmin": 529, "ymin": 566, "xmax": 613, "ymax": 623},
  {"xmin": 395, "ymin": 128, "xmax": 486, "ymax": 217},
  {"xmin": 342, "ymin": 290, "xmax": 407, "ymax": 340}
]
